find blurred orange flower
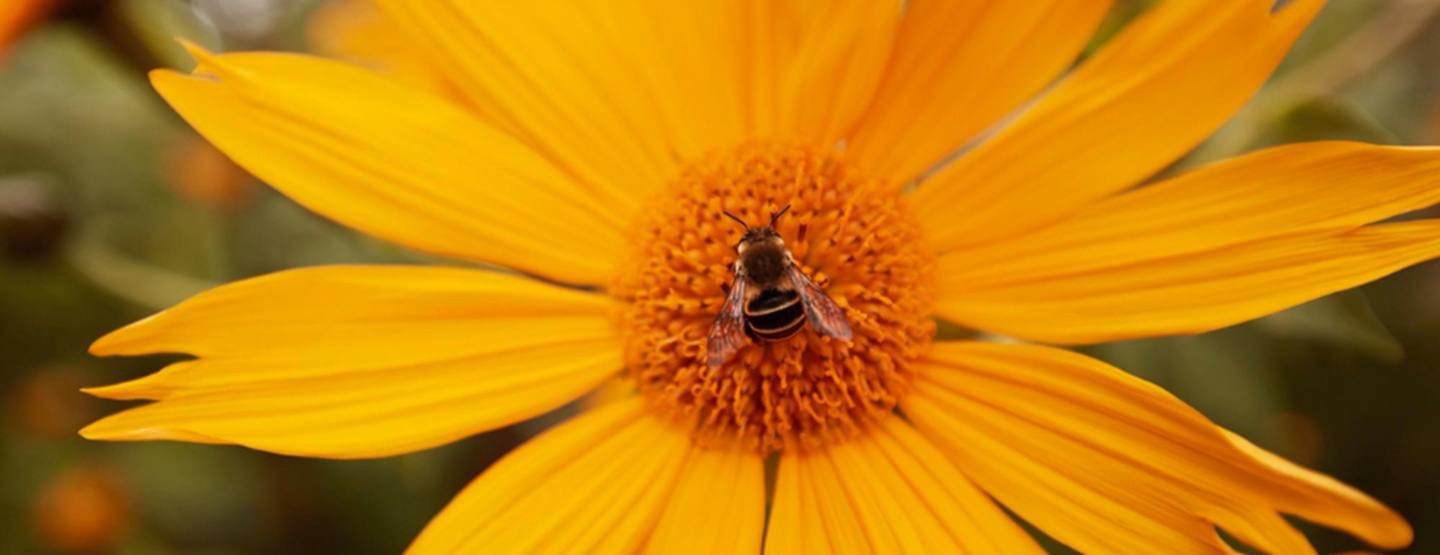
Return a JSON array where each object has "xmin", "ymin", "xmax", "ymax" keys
[
  {"xmin": 84, "ymin": 1, "xmax": 1438, "ymax": 553},
  {"xmin": 33, "ymin": 466, "xmax": 133, "ymax": 554},
  {"xmin": 164, "ymin": 132, "xmax": 252, "ymax": 211},
  {"xmin": 0, "ymin": 0, "xmax": 53, "ymax": 59},
  {"xmin": 10, "ymin": 367, "xmax": 91, "ymax": 438}
]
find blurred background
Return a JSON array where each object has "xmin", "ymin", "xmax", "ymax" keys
[{"xmin": 0, "ymin": 0, "xmax": 1438, "ymax": 553}]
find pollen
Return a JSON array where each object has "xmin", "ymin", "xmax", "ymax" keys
[{"xmin": 614, "ymin": 143, "xmax": 936, "ymax": 453}]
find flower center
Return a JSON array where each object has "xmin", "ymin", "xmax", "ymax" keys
[{"xmin": 614, "ymin": 143, "xmax": 935, "ymax": 453}]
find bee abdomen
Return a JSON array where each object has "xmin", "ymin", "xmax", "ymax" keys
[{"xmin": 746, "ymin": 289, "xmax": 805, "ymax": 342}]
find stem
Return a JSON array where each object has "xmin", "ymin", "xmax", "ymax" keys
[{"xmin": 65, "ymin": 240, "xmax": 219, "ymax": 311}]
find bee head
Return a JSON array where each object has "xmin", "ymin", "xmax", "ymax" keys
[{"xmin": 724, "ymin": 205, "xmax": 791, "ymax": 251}]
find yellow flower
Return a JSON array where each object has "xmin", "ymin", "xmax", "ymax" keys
[{"xmin": 82, "ymin": 0, "xmax": 1436, "ymax": 553}]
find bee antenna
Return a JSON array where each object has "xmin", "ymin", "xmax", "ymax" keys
[
  {"xmin": 722, "ymin": 211, "xmax": 750, "ymax": 230},
  {"xmin": 769, "ymin": 204, "xmax": 792, "ymax": 227}
]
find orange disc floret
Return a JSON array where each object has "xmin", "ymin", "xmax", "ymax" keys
[{"xmin": 615, "ymin": 143, "xmax": 935, "ymax": 453}]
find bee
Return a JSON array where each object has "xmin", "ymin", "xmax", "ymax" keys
[{"xmin": 707, "ymin": 205, "xmax": 854, "ymax": 370}]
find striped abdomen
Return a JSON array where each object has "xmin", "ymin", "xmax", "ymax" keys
[{"xmin": 745, "ymin": 289, "xmax": 805, "ymax": 341}]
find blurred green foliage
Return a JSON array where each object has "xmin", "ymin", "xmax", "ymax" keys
[{"xmin": 1, "ymin": 0, "xmax": 1439, "ymax": 554}]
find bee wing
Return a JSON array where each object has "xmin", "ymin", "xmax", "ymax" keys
[
  {"xmin": 706, "ymin": 270, "xmax": 749, "ymax": 370},
  {"xmin": 787, "ymin": 264, "xmax": 854, "ymax": 341}
]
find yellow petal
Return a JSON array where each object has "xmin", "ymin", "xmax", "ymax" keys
[
  {"xmin": 765, "ymin": 420, "xmax": 1044, "ymax": 554},
  {"xmin": 777, "ymin": 0, "xmax": 901, "ymax": 147},
  {"xmin": 642, "ymin": 444, "xmax": 766, "ymax": 555},
  {"xmin": 737, "ymin": 0, "xmax": 801, "ymax": 140},
  {"xmin": 1224, "ymin": 431, "xmax": 1414, "ymax": 551},
  {"xmin": 848, "ymin": 0, "xmax": 1113, "ymax": 186},
  {"xmin": 307, "ymin": 0, "xmax": 454, "ymax": 96},
  {"xmin": 948, "ymin": 143, "xmax": 1440, "ymax": 289},
  {"xmin": 376, "ymin": 0, "xmax": 687, "ymax": 210},
  {"xmin": 152, "ymin": 46, "xmax": 624, "ymax": 286},
  {"xmin": 936, "ymin": 220, "xmax": 1440, "ymax": 344},
  {"xmin": 765, "ymin": 443, "xmax": 860, "ymax": 555},
  {"xmin": 82, "ymin": 266, "xmax": 622, "ymax": 459},
  {"xmin": 406, "ymin": 398, "xmax": 690, "ymax": 555},
  {"xmin": 378, "ymin": 0, "xmax": 902, "ymax": 179},
  {"xmin": 621, "ymin": 0, "xmax": 753, "ymax": 159},
  {"xmin": 904, "ymin": 342, "xmax": 1412, "ymax": 554},
  {"xmin": 915, "ymin": 0, "xmax": 1325, "ymax": 250}
]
